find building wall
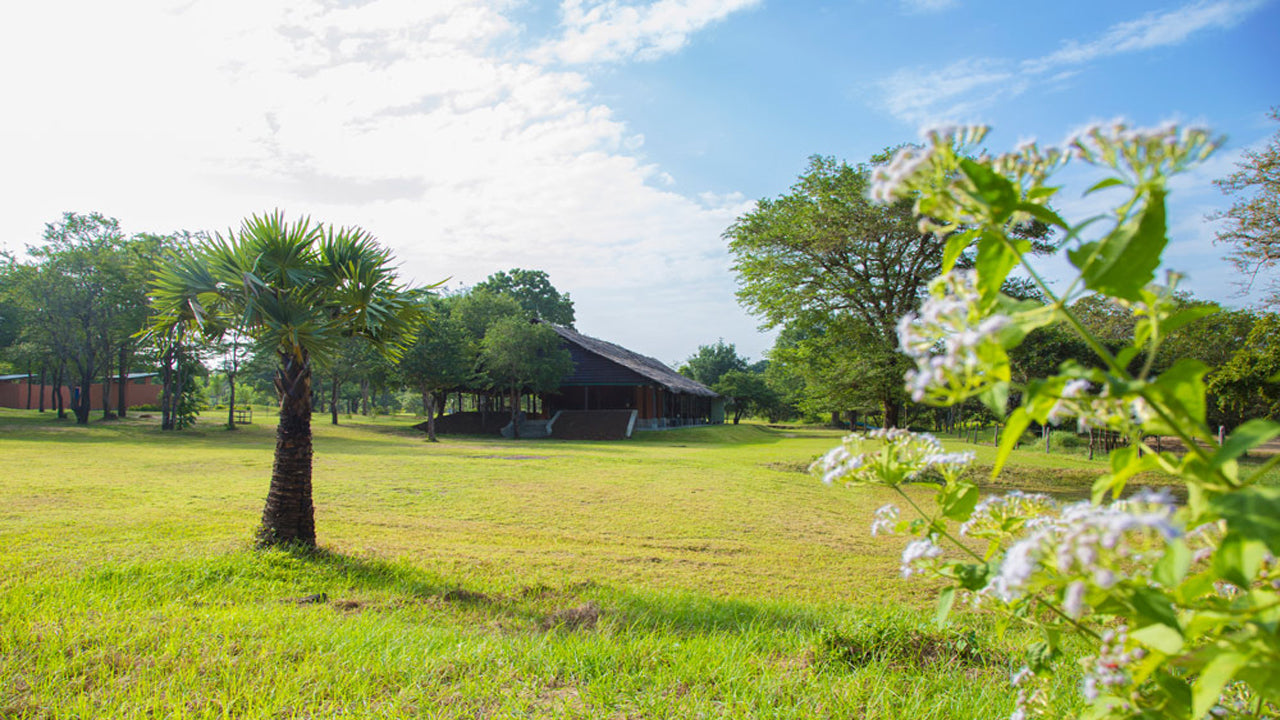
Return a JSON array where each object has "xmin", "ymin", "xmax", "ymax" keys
[{"xmin": 0, "ymin": 379, "xmax": 160, "ymax": 411}]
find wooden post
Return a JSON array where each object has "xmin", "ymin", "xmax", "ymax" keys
[
  {"xmin": 1044, "ymin": 425, "xmax": 1050, "ymax": 453},
  {"xmin": 994, "ymin": 422, "xmax": 1000, "ymax": 447}
]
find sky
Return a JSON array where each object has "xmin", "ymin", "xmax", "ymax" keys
[{"xmin": 1, "ymin": 0, "xmax": 1277, "ymax": 366}]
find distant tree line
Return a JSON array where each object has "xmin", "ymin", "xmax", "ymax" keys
[{"xmin": 0, "ymin": 211, "xmax": 578, "ymax": 437}]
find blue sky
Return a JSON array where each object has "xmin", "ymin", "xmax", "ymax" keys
[{"xmin": 2, "ymin": 0, "xmax": 1277, "ymax": 365}]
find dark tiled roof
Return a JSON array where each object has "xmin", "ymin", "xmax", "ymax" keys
[{"xmin": 541, "ymin": 323, "xmax": 719, "ymax": 397}]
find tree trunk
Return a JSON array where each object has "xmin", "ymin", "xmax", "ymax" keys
[
  {"xmin": 227, "ymin": 373, "xmax": 237, "ymax": 430},
  {"xmin": 883, "ymin": 397, "xmax": 901, "ymax": 429},
  {"xmin": 160, "ymin": 346, "xmax": 174, "ymax": 430},
  {"xmin": 25, "ymin": 361, "xmax": 32, "ymax": 409},
  {"xmin": 423, "ymin": 385, "xmax": 438, "ymax": 442},
  {"xmin": 53, "ymin": 363, "xmax": 66, "ymax": 420},
  {"xmin": 510, "ymin": 387, "xmax": 520, "ymax": 439},
  {"xmin": 331, "ymin": 373, "xmax": 339, "ymax": 425},
  {"xmin": 226, "ymin": 336, "xmax": 240, "ymax": 430},
  {"xmin": 74, "ymin": 371, "xmax": 92, "ymax": 425},
  {"xmin": 259, "ymin": 352, "xmax": 316, "ymax": 547},
  {"xmin": 101, "ymin": 373, "xmax": 112, "ymax": 419},
  {"xmin": 37, "ymin": 363, "xmax": 46, "ymax": 413},
  {"xmin": 117, "ymin": 347, "xmax": 129, "ymax": 418},
  {"xmin": 360, "ymin": 379, "xmax": 370, "ymax": 416}
]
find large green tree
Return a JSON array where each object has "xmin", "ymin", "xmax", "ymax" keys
[
  {"xmin": 678, "ymin": 339, "xmax": 747, "ymax": 388},
  {"xmin": 148, "ymin": 211, "xmax": 424, "ymax": 547},
  {"xmin": 399, "ymin": 298, "xmax": 474, "ymax": 441},
  {"xmin": 726, "ymin": 156, "xmax": 941, "ymax": 428},
  {"xmin": 712, "ymin": 369, "xmax": 778, "ymax": 424},
  {"xmin": 473, "ymin": 268, "xmax": 575, "ymax": 326},
  {"xmin": 24, "ymin": 213, "xmax": 133, "ymax": 424},
  {"xmin": 1214, "ymin": 108, "xmax": 1280, "ymax": 301},
  {"xmin": 478, "ymin": 318, "xmax": 573, "ymax": 438}
]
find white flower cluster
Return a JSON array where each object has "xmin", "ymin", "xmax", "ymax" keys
[
  {"xmin": 1082, "ymin": 625, "xmax": 1146, "ymax": 702},
  {"xmin": 981, "ymin": 489, "xmax": 1181, "ymax": 604},
  {"xmin": 869, "ymin": 145, "xmax": 934, "ymax": 203},
  {"xmin": 870, "ymin": 503, "xmax": 900, "ymax": 537},
  {"xmin": 959, "ymin": 490, "xmax": 1059, "ymax": 539},
  {"xmin": 868, "ymin": 125, "xmax": 990, "ymax": 206},
  {"xmin": 899, "ymin": 270, "xmax": 1012, "ymax": 403},
  {"xmin": 901, "ymin": 536, "xmax": 943, "ymax": 578},
  {"xmin": 1065, "ymin": 121, "xmax": 1220, "ymax": 178},
  {"xmin": 1043, "ymin": 379, "xmax": 1154, "ymax": 434},
  {"xmin": 1009, "ymin": 666, "xmax": 1049, "ymax": 720},
  {"xmin": 811, "ymin": 429, "xmax": 974, "ymax": 487}
]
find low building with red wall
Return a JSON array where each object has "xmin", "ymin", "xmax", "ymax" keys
[{"xmin": 0, "ymin": 373, "xmax": 161, "ymax": 411}]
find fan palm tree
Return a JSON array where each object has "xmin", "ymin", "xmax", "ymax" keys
[{"xmin": 148, "ymin": 211, "xmax": 425, "ymax": 547}]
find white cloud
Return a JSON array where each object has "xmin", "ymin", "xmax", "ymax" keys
[
  {"xmin": 0, "ymin": 0, "xmax": 768, "ymax": 360},
  {"xmin": 879, "ymin": 0, "xmax": 1265, "ymax": 126},
  {"xmin": 534, "ymin": 0, "xmax": 761, "ymax": 65}
]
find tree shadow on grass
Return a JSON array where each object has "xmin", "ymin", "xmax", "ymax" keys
[{"xmin": 277, "ymin": 545, "xmax": 830, "ymax": 638}]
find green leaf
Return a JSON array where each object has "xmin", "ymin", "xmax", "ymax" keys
[
  {"xmin": 935, "ymin": 586, "xmax": 956, "ymax": 627},
  {"xmin": 1146, "ymin": 359, "xmax": 1209, "ymax": 434},
  {"xmin": 1210, "ymin": 486, "xmax": 1280, "ymax": 556},
  {"xmin": 1014, "ymin": 202, "xmax": 1069, "ymax": 230},
  {"xmin": 1153, "ymin": 673, "xmax": 1193, "ymax": 717},
  {"xmin": 939, "ymin": 481, "xmax": 979, "ymax": 521},
  {"xmin": 1193, "ymin": 652, "xmax": 1250, "ymax": 719},
  {"xmin": 954, "ymin": 562, "xmax": 993, "ymax": 591},
  {"xmin": 1084, "ymin": 177, "xmax": 1126, "ymax": 195},
  {"xmin": 1067, "ymin": 187, "xmax": 1168, "ymax": 301},
  {"xmin": 959, "ymin": 158, "xmax": 1019, "ymax": 223},
  {"xmin": 993, "ymin": 408, "xmax": 1031, "ymax": 479},
  {"xmin": 1153, "ymin": 540, "xmax": 1191, "ymax": 588},
  {"xmin": 1213, "ymin": 419, "xmax": 1280, "ymax": 469},
  {"xmin": 979, "ymin": 381, "xmax": 1010, "ymax": 416},
  {"xmin": 1130, "ymin": 587, "xmax": 1181, "ymax": 631},
  {"xmin": 942, "ymin": 229, "xmax": 978, "ymax": 274},
  {"xmin": 975, "ymin": 231, "xmax": 1024, "ymax": 301},
  {"xmin": 1212, "ymin": 537, "xmax": 1267, "ymax": 589},
  {"xmin": 1092, "ymin": 445, "xmax": 1160, "ymax": 503},
  {"xmin": 1162, "ymin": 304, "xmax": 1218, "ymax": 336}
]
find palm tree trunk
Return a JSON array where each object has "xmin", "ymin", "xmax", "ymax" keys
[{"xmin": 259, "ymin": 352, "xmax": 316, "ymax": 547}]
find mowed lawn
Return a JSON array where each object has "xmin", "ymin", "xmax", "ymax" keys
[{"xmin": 0, "ymin": 409, "xmax": 1094, "ymax": 719}]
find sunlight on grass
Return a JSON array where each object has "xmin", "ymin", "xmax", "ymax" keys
[{"xmin": 0, "ymin": 409, "xmax": 1094, "ymax": 718}]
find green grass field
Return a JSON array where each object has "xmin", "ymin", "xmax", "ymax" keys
[{"xmin": 0, "ymin": 409, "xmax": 1114, "ymax": 719}]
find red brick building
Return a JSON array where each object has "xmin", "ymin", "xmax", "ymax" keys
[{"xmin": 0, "ymin": 373, "xmax": 161, "ymax": 411}]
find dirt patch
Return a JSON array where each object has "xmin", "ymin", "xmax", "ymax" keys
[
  {"xmin": 288, "ymin": 593, "xmax": 328, "ymax": 605},
  {"xmin": 764, "ymin": 461, "xmax": 811, "ymax": 474},
  {"xmin": 818, "ymin": 626, "xmax": 1003, "ymax": 671},
  {"xmin": 331, "ymin": 599, "xmax": 362, "ymax": 612},
  {"xmin": 441, "ymin": 588, "xmax": 491, "ymax": 604},
  {"xmin": 541, "ymin": 602, "xmax": 600, "ymax": 631}
]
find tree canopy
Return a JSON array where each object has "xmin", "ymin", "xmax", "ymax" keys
[
  {"xmin": 478, "ymin": 318, "xmax": 574, "ymax": 437},
  {"xmin": 473, "ymin": 268, "xmax": 575, "ymax": 326},
  {"xmin": 726, "ymin": 155, "xmax": 940, "ymax": 427},
  {"xmin": 1214, "ymin": 108, "xmax": 1280, "ymax": 302},
  {"xmin": 679, "ymin": 339, "xmax": 747, "ymax": 388}
]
